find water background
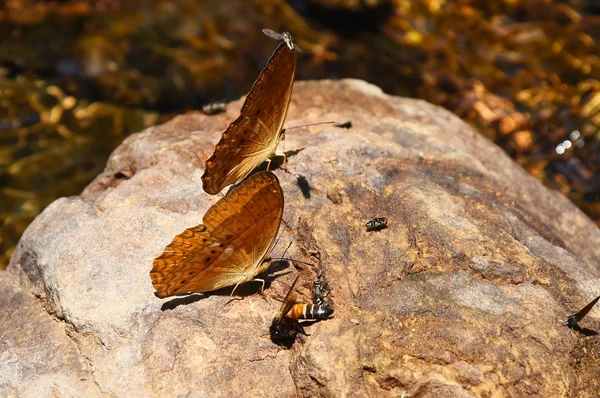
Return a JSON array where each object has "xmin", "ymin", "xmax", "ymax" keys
[{"xmin": 1, "ymin": 0, "xmax": 599, "ymax": 268}]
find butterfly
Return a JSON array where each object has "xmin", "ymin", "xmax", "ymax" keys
[
  {"xmin": 564, "ymin": 295, "xmax": 600, "ymax": 329},
  {"xmin": 270, "ymin": 275, "xmax": 333, "ymax": 348},
  {"xmin": 150, "ymin": 171, "xmax": 284, "ymax": 298},
  {"xmin": 201, "ymin": 29, "xmax": 298, "ymax": 195}
]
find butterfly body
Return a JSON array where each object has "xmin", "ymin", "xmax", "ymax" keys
[
  {"xmin": 202, "ymin": 32, "xmax": 297, "ymax": 195},
  {"xmin": 151, "ymin": 171, "xmax": 283, "ymax": 298}
]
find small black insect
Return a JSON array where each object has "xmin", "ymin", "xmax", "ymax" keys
[
  {"xmin": 202, "ymin": 102, "xmax": 227, "ymax": 115},
  {"xmin": 366, "ymin": 217, "xmax": 387, "ymax": 231},
  {"xmin": 312, "ymin": 280, "xmax": 330, "ymax": 306},
  {"xmin": 334, "ymin": 120, "xmax": 352, "ymax": 129},
  {"xmin": 564, "ymin": 295, "xmax": 600, "ymax": 329}
]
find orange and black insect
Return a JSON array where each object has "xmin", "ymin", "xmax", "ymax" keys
[
  {"xmin": 270, "ymin": 275, "xmax": 333, "ymax": 348},
  {"xmin": 564, "ymin": 295, "xmax": 600, "ymax": 329},
  {"xmin": 286, "ymin": 298, "xmax": 332, "ymax": 320},
  {"xmin": 366, "ymin": 217, "xmax": 387, "ymax": 231},
  {"xmin": 202, "ymin": 102, "xmax": 227, "ymax": 115}
]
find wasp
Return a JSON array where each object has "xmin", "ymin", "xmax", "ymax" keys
[
  {"xmin": 202, "ymin": 102, "xmax": 227, "ymax": 115},
  {"xmin": 366, "ymin": 217, "xmax": 387, "ymax": 231},
  {"xmin": 564, "ymin": 295, "xmax": 600, "ymax": 329},
  {"xmin": 312, "ymin": 279, "xmax": 330, "ymax": 306},
  {"xmin": 270, "ymin": 275, "xmax": 333, "ymax": 348}
]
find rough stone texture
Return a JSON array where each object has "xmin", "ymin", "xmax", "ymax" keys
[{"xmin": 2, "ymin": 79, "xmax": 600, "ymax": 397}]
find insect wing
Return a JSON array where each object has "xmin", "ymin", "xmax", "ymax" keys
[
  {"xmin": 150, "ymin": 171, "xmax": 283, "ymax": 297},
  {"xmin": 201, "ymin": 40, "xmax": 297, "ymax": 194},
  {"xmin": 572, "ymin": 295, "xmax": 600, "ymax": 323},
  {"xmin": 277, "ymin": 275, "xmax": 301, "ymax": 323},
  {"xmin": 262, "ymin": 28, "xmax": 284, "ymax": 41}
]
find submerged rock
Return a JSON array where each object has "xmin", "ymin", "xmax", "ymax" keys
[{"xmin": 2, "ymin": 79, "xmax": 600, "ymax": 397}]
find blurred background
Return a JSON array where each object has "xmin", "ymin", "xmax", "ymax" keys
[{"xmin": 1, "ymin": 0, "xmax": 599, "ymax": 269}]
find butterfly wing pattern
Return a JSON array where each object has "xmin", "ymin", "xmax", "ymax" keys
[
  {"xmin": 150, "ymin": 171, "xmax": 284, "ymax": 298},
  {"xmin": 201, "ymin": 34, "xmax": 298, "ymax": 195}
]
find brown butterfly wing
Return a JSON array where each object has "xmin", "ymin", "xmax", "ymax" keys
[
  {"xmin": 204, "ymin": 171, "xmax": 284, "ymax": 251},
  {"xmin": 202, "ymin": 42, "xmax": 297, "ymax": 194},
  {"xmin": 150, "ymin": 225, "xmax": 227, "ymax": 298},
  {"xmin": 150, "ymin": 171, "xmax": 284, "ymax": 297}
]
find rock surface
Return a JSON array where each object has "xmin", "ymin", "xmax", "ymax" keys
[{"xmin": 2, "ymin": 79, "xmax": 600, "ymax": 397}]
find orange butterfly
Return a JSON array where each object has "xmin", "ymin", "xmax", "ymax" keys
[
  {"xmin": 201, "ymin": 30, "xmax": 298, "ymax": 195},
  {"xmin": 150, "ymin": 171, "xmax": 284, "ymax": 298}
]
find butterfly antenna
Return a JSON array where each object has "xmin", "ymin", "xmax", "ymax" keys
[
  {"xmin": 281, "ymin": 217, "xmax": 295, "ymax": 232},
  {"xmin": 279, "ymin": 258, "xmax": 317, "ymax": 269},
  {"xmin": 280, "ymin": 240, "xmax": 293, "ymax": 261},
  {"xmin": 278, "ymin": 258, "xmax": 315, "ymax": 266},
  {"xmin": 268, "ymin": 218, "xmax": 289, "ymax": 258},
  {"xmin": 271, "ymin": 239, "xmax": 316, "ymax": 269},
  {"xmin": 284, "ymin": 121, "xmax": 335, "ymax": 132}
]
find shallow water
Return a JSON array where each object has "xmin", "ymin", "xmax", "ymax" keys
[{"xmin": 1, "ymin": 0, "xmax": 599, "ymax": 268}]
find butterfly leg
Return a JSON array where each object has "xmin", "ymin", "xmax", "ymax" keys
[
  {"xmin": 230, "ymin": 280, "xmax": 244, "ymax": 297},
  {"xmin": 254, "ymin": 278, "xmax": 266, "ymax": 293},
  {"xmin": 264, "ymin": 153, "xmax": 289, "ymax": 173},
  {"xmin": 224, "ymin": 296, "xmax": 244, "ymax": 306},
  {"xmin": 250, "ymin": 278, "xmax": 270, "ymax": 302},
  {"xmin": 229, "ymin": 278, "xmax": 268, "ymax": 300},
  {"xmin": 280, "ymin": 152, "xmax": 288, "ymax": 171}
]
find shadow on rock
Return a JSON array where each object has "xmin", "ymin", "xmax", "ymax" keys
[
  {"xmin": 159, "ymin": 261, "xmax": 292, "ymax": 311},
  {"xmin": 570, "ymin": 324, "xmax": 599, "ymax": 337}
]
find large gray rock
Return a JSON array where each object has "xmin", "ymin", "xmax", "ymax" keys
[{"xmin": 2, "ymin": 79, "xmax": 600, "ymax": 397}]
